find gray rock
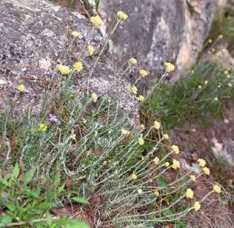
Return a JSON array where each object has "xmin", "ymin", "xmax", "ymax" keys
[
  {"xmin": 0, "ymin": 0, "xmax": 219, "ymax": 123},
  {"xmin": 0, "ymin": 0, "xmax": 139, "ymax": 122},
  {"xmin": 100, "ymin": 0, "xmax": 218, "ymax": 84}
]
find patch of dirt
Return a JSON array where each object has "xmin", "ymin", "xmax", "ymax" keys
[{"xmin": 170, "ymin": 101, "xmax": 234, "ymax": 227}]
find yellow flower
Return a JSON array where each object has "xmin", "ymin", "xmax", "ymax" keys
[
  {"xmin": 224, "ymin": 70, "xmax": 229, "ymax": 75},
  {"xmin": 153, "ymin": 156, "xmax": 160, "ymax": 165},
  {"xmin": 193, "ymin": 201, "xmax": 201, "ymax": 211},
  {"xmin": 185, "ymin": 188, "xmax": 194, "ymax": 199},
  {"xmin": 87, "ymin": 45, "xmax": 95, "ymax": 56},
  {"xmin": 140, "ymin": 124, "xmax": 145, "ymax": 130},
  {"xmin": 73, "ymin": 61, "xmax": 83, "ymax": 72},
  {"xmin": 164, "ymin": 162, "xmax": 170, "ymax": 167},
  {"xmin": 208, "ymin": 39, "xmax": 212, "ymax": 43},
  {"xmin": 154, "ymin": 191, "xmax": 160, "ymax": 197},
  {"xmin": 117, "ymin": 10, "xmax": 128, "ymax": 21},
  {"xmin": 171, "ymin": 159, "xmax": 180, "ymax": 170},
  {"xmin": 202, "ymin": 167, "xmax": 210, "ymax": 176},
  {"xmin": 190, "ymin": 175, "xmax": 196, "ymax": 182},
  {"xmin": 137, "ymin": 95, "xmax": 145, "ymax": 102},
  {"xmin": 197, "ymin": 158, "xmax": 206, "ymax": 167},
  {"xmin": 139, "ymin": 69, "xmax": 149, "ymax": 77},
  {"xmin": 71, "ymin": 31, "xmax": 81, "ymax": 38},
  {"xmin": 129, "ymin": 85, "xmax": 138, "ymax": 95},
  {"xmin": 57, "ymin": 64, "xmax": 71, "ymax": 75},
  {"xmin": 138, "ymin": 137, "xmax": 145, "ymax": 146},
  {"xmin": 131, "ymin": 173, "xmax": 137, "ymax": 180},
  {"xmin": 153, "ymin": 121, "xmax": 161, "ymax": 130},
  {"xmin": 91, "ymin": 93, "xmax": 98, "ymax": 103},
  {"xmin": 90, "ymin": 15, "xmax": 103, "ymax": 28},
  {"xmin": 164, "ymin": 62, "xmax": 175, "ymax": 73},
  {"xmin": 121, "ymin": 128, "xmax": 130, "ymax": 136},
  {"xmin": 37, "ymin": 123, "xmax": 48, "ymax": 132},
  {"xmin": 16, "ymin": 84, "xmax": 25, "ymax": 93},
  {"xmin": 213, "ymin": 184, "xmax": 221, "ymax": 193},
  {"xmin": 218, "ymin": 34, "xmax": 223, "ymax": 39},
  {"xmin": 128, "ymin": 57, "xmax": 137, "ymax": 65},
  {"xmin": 137, "ymin": 189, "xmax": 143, "ymax": 194},
  {"xmin": 163, "ymin": 134, "xmax": 169, "ymax": 140},
  {"xmin": 171, "ymin": 145, "xmax": 180, "ymax": 154}
]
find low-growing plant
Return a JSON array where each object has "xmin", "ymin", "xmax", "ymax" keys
[
  {"xmin": 141, "ymin": 63, "xmax": 234, "ymax": 129},
  {"xmin": 0, "ymin": 8, "xmax": 224, "ymax": 228},
  {"xmin": 0, "ymin": 75, "xmax": 222, "ymax": 227}
]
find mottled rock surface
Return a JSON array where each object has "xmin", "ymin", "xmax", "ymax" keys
[
  {"xmin": 100, "ymin": 0, "xmax": 218, "ymax": 83},
  {"xmin": 0, "ymin": 0, "xmax": 219, "ymax": 122},
  {"xmin": 0, "ymin": 0, "xmax": 138, "ymax": 122}
]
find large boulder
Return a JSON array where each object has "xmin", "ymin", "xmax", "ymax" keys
[
  {"xmin": 0, "ymin": 0, "xmax": 219, "ymax": 122},
  {"xmin": 100, "ymin": 0, "xmax": 218, "ymax": 83}
]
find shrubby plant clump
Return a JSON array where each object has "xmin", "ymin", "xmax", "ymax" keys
[{"xmin": 0, "ymin": 10, "xmax": 223, "ymax": 227}]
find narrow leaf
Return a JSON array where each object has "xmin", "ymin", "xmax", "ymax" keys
[
  {"xmin": 23, "ymin": 169, "xmax": 35, "ymax": 185},
  {"xmin": 72, "ymin": 197, "xmax": 89, "ymax": 205}
]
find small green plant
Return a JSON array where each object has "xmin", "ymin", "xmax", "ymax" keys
[
  {"xmin": 209, "ymin": 5, "xmax": 234, "ymax": 51},
  {"xmin": 0, "ymin": 75, "xmax": 222, "ymax": 226},
  {"xmin": 141, "ymin": 63, "xmax": 234, "ymax": 129},
  {"xmin": 0, "ymin": 8, "xmax": 224, "ymax": 228},
  {"xmin": 0, "ymin": 163, "xmax": 88, "ymax": 227}
]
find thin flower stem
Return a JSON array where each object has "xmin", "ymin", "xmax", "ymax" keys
[{"xmin": 89, "ymin": 20, "xmax": 121, "ymax": 79}]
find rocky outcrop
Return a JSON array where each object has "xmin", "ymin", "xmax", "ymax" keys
[
  {"xmin": 0, "ymin": 0, "xmax": 219, "ymax": 121},
  {"xmin": 100, "ymin": 0, "xmax": 219, "ymax": 83}
]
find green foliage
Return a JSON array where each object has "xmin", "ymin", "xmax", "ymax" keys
[
  {"xmin": 141, "ymin": 63, "xmax": 234, "ymax": 129},
  {"xmin": 0, "ymin": 76, "xmax": 196, "ymax": 227},
  {"xmin": 0, "ymin": 163, "xmax": 89, "ymax": 227},
  {"xmin": 209, "ymin": 6, "xmax": 234, "ymax": 51}
]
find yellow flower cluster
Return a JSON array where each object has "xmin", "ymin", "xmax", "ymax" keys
[
  {"xmin": 37, "ymin": 123, "xmax": 48, "ymax": 132},
  {"xmin": 171, "ymin": 145, "xmax": 180, "ymax": 154},
  {"xmin": 57, "ymin": 64, "xmax": 71, "ymax": 75},
  {"xmin": 90, "ymin": 15, "xmax": 103, "ymax": 28},
  {"xmin": 128, "ymin": 57, "xmax": 138, "ymax": 65},
  {"xmin": 137, "ymin": 95, "xmax": 145, "ymax": 102},
  {"xmin": 128, "ymin": 85, "xmax": 138, "ymax": 95},
  {"xmin": 193, "ymin": 201, "xmax": 201, "ymax": 211},
  {"xmin": 87, "ymin": 45, "xmax": 95, "ymax": 56},
  {"xmin": 91, "ymin": 93, "xmax": 98, "ymax": 103},
  {"xmin": 202, "ymin": 167, "xmax": 210, "ymax": 176},
  {"xmin": 73, "ymin": 61, "xmax": 83, "ymax": 72},
  {"xmin": 71, "ymin": 31, "xmax": 81, "ymax": 38},
  {"xmin": 185, "ymin": 188, "xmax": 194, "ymax": 199},
  {"xmin": 131, "ymin": 173, "xmax": 137, "ymax": 180},
  {"xmin": 16, "ymin": 84, "xmax": 26, "ymax": 93},
  {"xmin": 197, "ymin": 158, "xmax": 206, "ymax": 167},
  {"xmin": 121, "ymin": 128, "xmax": 130, "ymax": 136},
  {"xmin": 138, "ymin": 136, "xmax": 145, "ymax": 145},
  {"xmin": 213, "ymin": 184, "xmax": 221, "ymax": 193},
  {"xmin": 190, "ymin": 175, "xmax": 196, "ymax": 182},
  {"xmin": 137, "ymin": 189, "xmax": 143, "ymax": 194},
  {"xmin": 153, "ymin": 120, "xmax": 161, "ymax": 130},
  {"xmin": 164, "ymin": 62, "xmax": 175, "ymax": 73},
  {"xmin": 163, "ymin": 133, "xmax": 169, "ymax": 140},
  {"xmin": 171, "ymin": 159, "xmax": 180, "ymax": 170},
  {"xmin": 117, "ymin": 10, "xmax": 128, "ymax": 21},
  {"xmin": 153, "ymin": 156, "xmax": 160, "ymax": 165},
  {"xmin": 139, "ymin": 69, "xmax": 149, "ymax": 77}
]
